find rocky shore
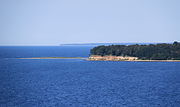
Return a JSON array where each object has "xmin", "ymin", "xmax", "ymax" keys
[
  {"xmin": 88, "ymin": 55, "xmax": 180, "ymax": 62},
  {"xmin": 88, "ymin": 55, "xmax": 138, "ymax": 61}
]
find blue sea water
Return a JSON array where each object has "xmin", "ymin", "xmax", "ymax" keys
[{"xmin": 0, "ymin": 46, "xmax": 180, "ymax": 107}]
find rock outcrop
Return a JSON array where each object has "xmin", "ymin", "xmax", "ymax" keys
[{"xmin": 88, "ymin": 55, "xmax": 138, "ymax": 61}]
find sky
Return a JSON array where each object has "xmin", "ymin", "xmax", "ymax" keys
[{"xmin": 0, "ymin": 0, "xmax": 180, "ymax": 45}]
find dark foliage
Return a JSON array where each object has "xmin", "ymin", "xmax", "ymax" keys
[{"xmin": 90, "ymin": 41, "xmax": 180, "ymax": 60}]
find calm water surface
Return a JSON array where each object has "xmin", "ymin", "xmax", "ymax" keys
[{"xmin": 0, "ymin": 46, "xmax": 180, "ymax": 107}]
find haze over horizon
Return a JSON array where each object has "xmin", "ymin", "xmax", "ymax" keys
[{"xmin": 0, "ymin": 0, "xmax": 180, "ymax": 46}]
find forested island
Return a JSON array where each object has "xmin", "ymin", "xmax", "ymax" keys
[{"xmin": 89, "ymin": 41, "xmax": 180, "ymax": 61}]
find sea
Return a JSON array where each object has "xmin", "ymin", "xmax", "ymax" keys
[{"xmin": 0, "ymin": 46, "xmax": 180, "ymax": 107}]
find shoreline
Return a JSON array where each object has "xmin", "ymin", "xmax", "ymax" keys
[
  {"xmin": 88, "ymin": 55, "xmax": 180, "ymax": 62},
  {"xmin": 16, "ymin": 57, "xmax": 180, "ymax": 62},
  {"xmin": 87, "ymin": 59, "xmax": 180, "ymax": 62}
]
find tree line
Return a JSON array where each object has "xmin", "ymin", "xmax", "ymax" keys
[{"xmin": 90, "ymin": 41, "xmax": 180, "ymax": 60}]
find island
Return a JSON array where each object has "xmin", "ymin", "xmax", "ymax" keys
[{"xmin": 88, "ymin": 41, "xmax": 180, "ymax": 62}]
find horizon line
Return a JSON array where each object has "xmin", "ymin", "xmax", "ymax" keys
[{"xmin": 0, "ymin": 42, "xmax": 176, "ymax": 46}]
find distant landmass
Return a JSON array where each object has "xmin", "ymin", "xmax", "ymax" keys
[
  {"xmin": 60, "ymin": 42, "xmax": 163, "ymax": 46},
  {"xmin": 89, "ymin": 41, "xmax": 180, "ymax": 60}
]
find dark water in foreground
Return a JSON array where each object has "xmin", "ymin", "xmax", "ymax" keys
[{"xmin": 0, "ymin": 46, "xmax": 180, "ymax": 107}]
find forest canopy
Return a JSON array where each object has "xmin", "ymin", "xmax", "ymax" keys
[{"xmin": 90, "ymin": 41, "xmax": 180, "ymax": 60}]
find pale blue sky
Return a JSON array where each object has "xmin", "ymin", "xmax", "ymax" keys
[{"xmin": 0, "ymin": 0, "xmax": 180, "ymax": 45}]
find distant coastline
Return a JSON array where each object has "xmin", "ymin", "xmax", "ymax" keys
[{"xmin": 59, "ymin": 42, "xmax": 159, "ymax": 46}]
